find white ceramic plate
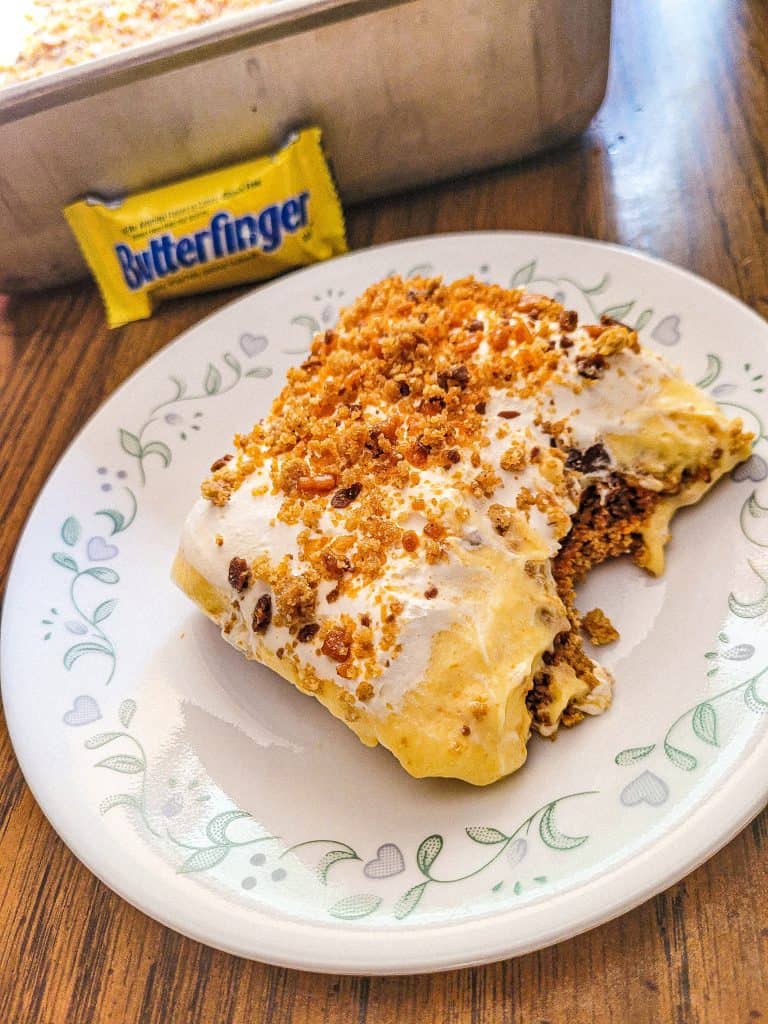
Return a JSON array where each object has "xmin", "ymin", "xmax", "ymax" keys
[{"xmin": 3, "ymin": 233, "xmax": 768, "ymax": 975}]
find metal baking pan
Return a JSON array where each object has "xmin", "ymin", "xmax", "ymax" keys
[{"xmin": 0, "ymin": 0, "xmax": 611, "ymax": 290}]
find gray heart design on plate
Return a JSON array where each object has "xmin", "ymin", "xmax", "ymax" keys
[
  {"xmin": 651, "ymin": 314, "xmax": 681, "ymax": 346},
  {"xmin": 506, "ymin": 837, "xmax": 528, "ymax": 867},
  {"xmin": 620, "ymin": 770, "xmax": 669, "ymax": 807},
  {"xmin": 87, "ymin": 536, "xmax": 118, "ymax": 561},
  {"xmin": 239, "ymin": 333, "xmax": 268, "ymax": 357},
  {"xmin": 722, "ymin": 643, "xmax": 755, "ymax": 661},
  {"xmin": 732, "ymin": 453, "xmax": 767, "ymax": 483},
  {"xmin": 363, "ymin": 843, "xmax": 405, "ymax": 879},
  {"xmin": 712, "ymin": 383, "xmax": 738, "ymax": 397},
  {"xmin": 162, "ymin": 794, "xmax": 184, "ymax": 818},
  {"xmin": 62, "ymin": 695, "xmax": 102, "ymax": 727}
]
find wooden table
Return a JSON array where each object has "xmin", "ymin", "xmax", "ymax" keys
[{"xmin": 1, "ymin": 1, "xmax": 767, "ymax": 1020}]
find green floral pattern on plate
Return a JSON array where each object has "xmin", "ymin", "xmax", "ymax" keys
[{"xmin": 42, "ymin": 253, "xmax": 768, "ymax": 925}]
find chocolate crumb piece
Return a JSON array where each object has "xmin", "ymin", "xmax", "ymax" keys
[
  {"xmin": 450, "ymin": 364, "xmax": 470, "ymax": 387},
  {"xmin": 559, "ymin": 309, "xmax": 578, "ymax": 332},
  {"xmin": 398, "ymin": 380, "xmax": 411, "ymax": 396},
  {"xmin": 276, "ymin": 647, "xmax": 285, "ymax": 659},
  {"xmin": 356, "ymin": 681, "xmax": 375, "ymax": 702},
  {"xmin": 424, "ymin": 585, "xmax": 438, "ymax": 599},
  {"xmin": 322, "ymin": 551, "xmax": 351, "ymax": 578},
  {"xmin": 210, "ymin": 454, "xmax": 233, "ymax": 472},
  {"xmin": 600, "ymin": 313, "xmax": 631, "ymax": 330},
  {"xmin": 461, "ymin": 724, "xmax": 471, "ymax": 737},
  {"xmin": 326, "ymin": 586, "xmax": 341, "ymax": 603},
  {"xmin": 412, "ymin": 437, "xmax": 432, "ymax": 464},
  {"xmin": 566, "ymin": 443, "xmax": 610, "ymax": 474},
  {"xmin": 474, "ymin": 400, "xmax": 487, "ymax": 414},
  {"xmin": 582, "ymin": 443, "xmax": 610, "ymax": 472},
  {"xmin": 559, "ymin": 336, "xmax": 574, "ymax": 349},
  {"xmin": 297, "ymin": 622, "xmax": 320, "ymax": 642},
  {"xmin": 438, "ymin": 364, "xmax": 468, "ymax": 387},
  {"xmin": 366, "ymin": 430, "xmax": 383, "ymax": 458},
  {"xmin": 331, "ymin": 482, "xmax": 363, "ymax": 508},
  {"xmin": 360, "ymin": 613, "xmax": 371, "ymax": 627},
  {"xmin": 445, "ymin": 448, "xmax": 461, "ymax": 464},
  {"xmin": 582, "ymin": 607, "xmax": 620, "ymax": 646},
  {"xmin": 420, "ymin": 395, "xmax": 446, "ymax": 414},
  {"xmin": 322, "ymin": 628, "xmax": 351, "ymax": 662},
  {"xmin": 576, "ymin": 353, "xmax": 607, "ymax": 379},
  {"xmin": 498, "ymin": 410, "xmax": 520, "ymax": 420},
  {"xmin": 324, "ymin": 328, "xmax": 335, "ymax": 343},
  {"xmin": 467, "ymin": 318, "xmax": 484, "ymax": 332},
  {"xmin": 605, "ymin": 482, "xmax": 635, "ymax": 519},
  {"xmin": 228, "ymin": 556, "xmax": 251, "ymax": 592},
  {"xmin": 252, "ymin": 594, "xmax": 272, "ymax": 633}
]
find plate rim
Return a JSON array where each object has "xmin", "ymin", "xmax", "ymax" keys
[{"xmin": 3, "ymin": 230, "xmax": 768, "ymax": 974}]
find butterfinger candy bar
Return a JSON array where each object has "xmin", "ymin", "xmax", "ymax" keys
[{"xmin": 64, "ymin": 127, "xmax": 347, "ymax": 328}]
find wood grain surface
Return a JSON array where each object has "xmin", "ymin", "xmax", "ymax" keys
[{"xmin": 1, "ymin": 1, "xmax": 767, "ymax": 1021}]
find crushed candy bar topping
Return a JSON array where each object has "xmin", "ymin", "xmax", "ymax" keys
[
  {"xmin": 199, "ymin": 274, "xmax": 689, "ymax": 685},
  {"xmin": 321, "ymin": 628, "xmax": 351, "ymax": 662},
  {"xmin": 582, "ymin": 607, "xmax": 620, "ymax": 646}
]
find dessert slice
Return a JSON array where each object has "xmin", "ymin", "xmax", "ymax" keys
[{"xmin": 173, "ymin": 275, "xmax": 751, "ymax": 785}]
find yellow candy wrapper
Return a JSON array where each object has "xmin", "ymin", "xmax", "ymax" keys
[{"xmin": 64, "ymin": 128, "xmax": 347, "ymax": 328}]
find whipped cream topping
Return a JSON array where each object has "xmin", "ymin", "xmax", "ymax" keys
[
  {"xmin": 181, "ymin": 459, "xmax": 559, "ymax": 717},
  {"xmin": 180, "ymin": 313, "xmax": 680, "ymax": 716}
]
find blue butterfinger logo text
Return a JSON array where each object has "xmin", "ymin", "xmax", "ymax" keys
[{"xmin": 115, "ymin": 191, "xmax": 310, "ymax": 290}]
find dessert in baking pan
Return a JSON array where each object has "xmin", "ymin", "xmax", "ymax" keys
[
  {"xmin": 173, "ymin": 275, "xmax": 751, "ymax": 785},
  {"xmin": 0, "ymin": 0, "xmax": 270, "ymax": 83}
]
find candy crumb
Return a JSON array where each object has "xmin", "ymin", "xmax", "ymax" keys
[{"xmin": 582, "ymin": 607, "xmax": 620, "ymax": 646}]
